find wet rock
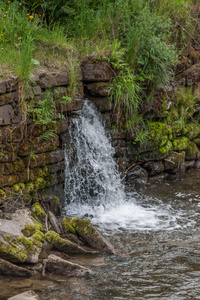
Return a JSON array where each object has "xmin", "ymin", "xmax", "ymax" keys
[
  {"xmin": 8, "ymin": 290, "xmax": 40, "ymax": 300},
  {"xmin": 0, "ymin": 258, "xmax": 33, "ymax": 277},
  {"xmin": 70, "ymin": 218, "xmax": 114, "ymax": 253},
  {"xmin": 143, "ymin": 161, "xmax": 164, "ymax": 176},
  {"xmin": 45, "ymin": 254, "xmax": 91, "ymax": 276},
  {"xmin": 164, "ymin": 151, "xmax": 185, "ymax": 171},
  {"xmin": 81, "ymin": 61, "xmax": 113, "ymax": 82},
  {"xmin": 125, "ymin": 165, "xmax": 148, "ymax": 190},
  {"xmin": 172, "ymin": 137, "xmax": 190, "ymax": 151},
  {"xmin": 89, "ymin": 97, "xmax": 112, "ymax": 112},
  {"xmin": 45, "ymin": 230, "xmax": 92, "ymax": 254},
  {"xmin": 139, "ymin": 140, "xmax": 173, "ymax": 161},
  {"xmin": 185, "ymin": 160, "xmax": 195, "ymax": 169},
  {"xmin": 185, "ymin": 141, "xmax": 198, "ymax": 160}
]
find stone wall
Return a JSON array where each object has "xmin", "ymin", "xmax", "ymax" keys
[{"xmin": 0, "ymin": 48, "xmax": 200, "ymax": 205}]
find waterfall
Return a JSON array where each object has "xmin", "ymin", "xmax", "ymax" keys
[
  {"xmin": 64, "ymin": 100, "xmax": 179, "ymax": 231},
  {"xmin": 64, "ymin": 100, "xmax": 125, "ymax": 206}
]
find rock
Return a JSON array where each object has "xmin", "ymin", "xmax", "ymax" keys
[
  {"xmin": 143, "ymin": 161, "xmax": 164, "ymax": 176},
  {"xmin": 87, "ymin": 82, "xmax": 110, "ymax": 96},
  {"xmin": 0, "ymin": 81, "xmax": 6, "ymax": 94},
  {"xmin": 5, "ymin": 77, "xmax": 18, "ymax": 92},
  {"xmin": 0, "ymin": 105, "xmax": 13, "ymax": 125},
  {"xmin": 81, "ymin": 61, "xmax": 113, "ymax": 82},
  {"xmin": 89, "ymin": 97, "xmax": 112, "ymax": 112},
  {"xmin": 183, "ymin": 63, "xmax": 200, "ymax": 85},
  {"xmin": 164, "ymin": 151, "xmax": 185, "ymax": 171},
  {"xmin": 0, "ymin": 91, "xmax": 18, "ymax": 106},
  {"xmin": 172, "ymin": 137, "xmax": 190, "ymax": 151},
  {"xmin": 185, "ymin": 141, "xmax": 198, "ymax": 160},
  {"xmin": 48, "ymin": 211, "xmax": 62, "ymax": 234},
  {"xmin": 0, "ymin": 209, "xmax": 42, "ymax": 263},
  {"xmin": 39, "ymin": 72, "xmax": 69, "ymax": 88},
  {"xmin": 0, "ymin": 257, "xmax": 33, "ymax": 277},
  {"xmin": 139, "ymin": 140, "xmax": 173, "ymax": 161},
  {"xmin": 185, "ymin": 160, "xmax": 195, "ymax": 169},
  {"xmin": 125, "ymin": 165, "xmax": 148, "ymax": 189},
  {"xmin": 45, "ymin": 230, "xmax": 93, "ymax": 254},
  {"xmin": 184, "ymin": 123, "xmax": 200, "ymax": 140},
  {"xmin": 8, "ymin": 290, "xmax": 40, "ymax": 300},
  {"xmin": 70, "ymin": 218, "xmax": 114, "ymax": 253},
  {"xmin": 45, "ymin": 254, "xmax": 91, "ymax": 276}
]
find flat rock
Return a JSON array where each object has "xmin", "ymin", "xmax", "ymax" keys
[
  {"xmin": 0, "ymin": 258, "xmax": 33, "ymax": 277},
  {"xmin": 45, "ymin": 254, "xmax": 91, "ymax": 276},
  {"xmin": 8, "ymin": 290, "xmax": 40, "ymax": 300}
]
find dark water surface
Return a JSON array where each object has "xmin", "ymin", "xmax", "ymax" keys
[{"xmin": 1, "ymin": 169, "xmax": 200, "ymax": 299}]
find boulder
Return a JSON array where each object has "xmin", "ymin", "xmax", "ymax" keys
[
  {"xmin": 45, "ymin": 254, "xmax": 91, "ymax": 276},
  {"xmin": 39, "ymin": 72, "xmax": 69, "ymax": 88},
  {"xmin": 0, "ymin": 209, "xmax": 42, "ymax": 263},
  {"xmin": 0, "ymin": 257, "xmax": 33, "ymax": 277},
  {"xmin": 164, "ymin": 151, "xmax": 185, "ymax": 171},
  {"xmin": 70, "ymin": 218, "xmax": 114, "ymax": 253},
  {"xmin": 125, "ymin": 165, "xmax": 148, "ymax": 189},
  {"xmin": 45, "ymin": 230, "xmax": 94, "ymax": 254},
  {"xmin": 8, "ymin": 290, "xmax": 40, "ymax": 300},
  {"xmin": 185, "ymin": 141, "xmax": 198, "ymax": 160},
  {"xmin": 89, "ymin": 97, "xmax": 112, "ymax": 112},
  {"xmin": 143, "ymin": 161, "xmax": 164, "ymax": 176},
  {"xmin": 0, "ymin": 81, "xmax": 6, "ymax": 94}
]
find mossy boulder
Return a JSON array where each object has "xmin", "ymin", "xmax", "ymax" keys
[
  {"xmin": 149, "ymin": 122, "xmax": 171, "ymax": 147},
  {"xmin": 183, "ymin": 123, "xmax": 200, "ymax": 140},
  {"xmin": 62, "ymin": 217, "xmax": 76, "ymax": 235},
  {"xmin": 45, "ymin": 230, "xmax": 88, "ymax": 254},
  {"xmin": 185, "ymin": 141, "xmax": 198, "ymax": 160},
  {"xmin": 70, "ymin": 218, "xmax": 114, "ymax": 253},
  {"xmin": 139, "ymin": 140, "xmax": 173, "ymax": 161},
  {"xmin": 164, "ymin": 151, "xmax": 185, "ymax": 171},
  {"xmin": 173, "ymin": 137, "xmax": 190, "ymax": 151}
]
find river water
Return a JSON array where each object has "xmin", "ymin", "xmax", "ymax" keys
[{"xmin": 1, "ymin": 101, "xmax": 200, "ymax": 299}]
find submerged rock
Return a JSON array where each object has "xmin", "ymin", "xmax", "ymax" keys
[
  {"xmin": 70, "ymin": 218, "xmax": 115, "ymax": 253},
  {"xmin": 8, "ymin": 290, "xmax": 40, "ymax": 300},
  {"xmin": 0, "ymin": 258, "xmax": 33, "ymax": 277}
]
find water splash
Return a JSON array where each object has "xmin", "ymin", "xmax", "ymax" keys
[{"xmin": 64, "ymin": 101, "xmax": 180, "ymax": 231}]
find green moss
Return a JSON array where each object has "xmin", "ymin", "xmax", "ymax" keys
[
  {"xmin": 32, "ymin": 231, "xmax": 44, "ymax": 243},
  {"xmin": 0, "ymin": 189, "xmax": 6, "ymax": 203},
  {"xmin": 33, "ymin": 219, "xmax": 45, "ymax": 232},
  {"xmin": 185, "ymin": 141, "xmax": 198, "ymax": 160},
  {"xmin": 52, "ymin": 196, "xmax": 60, "ymax": 205},
  {"xmin": 184, "ymin": 123, "xmax": 200, "ymax": 140},
  {"xmin": 159, "ymin": 140, "xmax": 173, "ymax": 155},
  {"xmin": 0, "ymin": 237, "xmax": 28, "ymax": 262},
  {"xmin": 45, "ymin": 230, "xmax": 66, "ymax": 247},
  {"xmin": 33, "ymin": 177, "xmax": 46, "ymax": 191},
  {"xmin": 149, "ymin": 122, "xmax": 171, "ymax": 148},
  {"xmin": 16, "ymin": 237, "xmax": 36, "ymax": 253},
  {"xmin": 70, "ymin": 218, "xmax": 98, "ymax": 236},
  {"xmin": 32, "ymin": 202, "xmax": 46, "ymax": 219},
  {"xmin": 62, "ymin": 217, "xmax": 76, "ymax": 235},
  {"xmin": 173, "ymin": 137, "xmax": 189, "ymax": 151},
  {"xmin": 24, "ymin": 182, "xmax": 34, "ymax": 193},
  {"xmin": 23, "ymin": 223, "xmax": 37, "ymax": 237},
  {"xmin": 12, "ymin": 183, "xmax": 25, "ymax": 193}
]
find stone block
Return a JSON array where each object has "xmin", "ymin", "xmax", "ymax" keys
[
  {"xmin": 0, "ymin": 81, "xmax": 6, "ymax": 94},
  {"xmin": 0, "ymin": 105, "xmax": 13, "ymax": 125},
  {"xmin": 81, "ymin": 61, "xmax": 114, "ymax": 82},
  {"xmin": 87, "ymin": 82, "xmax": 110, "ymax": 96},
  {"xmin": 5, "ymin": 77, "xmax": 18, "ymax": 92},
  {"xmin": 39, "ymin": 72, "xmax": 69, "ymax": 88}
]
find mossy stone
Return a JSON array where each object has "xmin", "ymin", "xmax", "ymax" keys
[
  {"xmin": 62, "ymin": 217, "xmax": 76, "ymax": 235},
  {"xmin": 149, "ymin": 122, "xmax": 171, "ymax": 147},
  {"xmin": 0, "ymin": 189, "xmax": 6, "ymax": 204},
  {"xmin": 32, "ymin": 202, "xmax": 46, "ymax": 219},
  {"xmin": 185, "ymin": 141, "xmax": 198, "ymax": 160},
  {"xmin": 173, "ymin": 137, "xmax": 189, "ymax": 151},
  {"xmin": 184, "ymin": 124, "xmax": 200, "ymax": 140}
]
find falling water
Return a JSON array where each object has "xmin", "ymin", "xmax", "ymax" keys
[{"xmin": 64, "ymin": 100, "xmax": 181, "ymax": 231}]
